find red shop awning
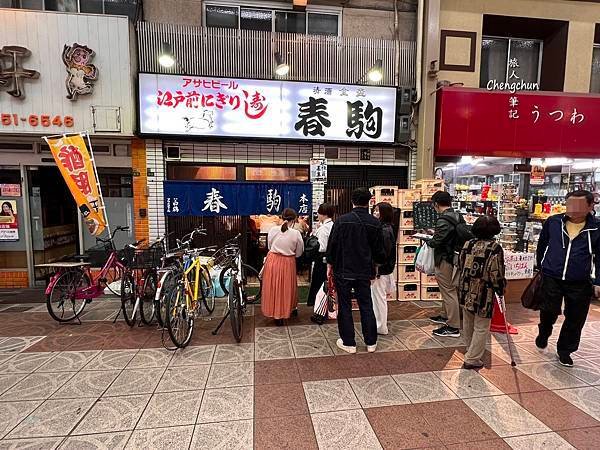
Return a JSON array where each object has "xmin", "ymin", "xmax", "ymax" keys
[{"xmin": 435, "ymin": 87, "xmax": 600, "ymax": 158}]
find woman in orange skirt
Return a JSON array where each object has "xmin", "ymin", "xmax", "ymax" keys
[{"xmin": 261, "ymin": 208, "xmax": 305, "ymax": 325}]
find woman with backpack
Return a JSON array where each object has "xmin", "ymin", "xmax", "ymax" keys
[
  {"xmin": 307, "ymin": 203, "xmax": 335, "ymax": 307},
  {"xmin": 458, "ymin": 215, "xmax": 506, "ymax": 369},
  {"xmin": 261, "ymin": 208, "xmax": 305, "ymax": 326},
  {"xmin": 371, "ymin": 202, "xmax": 397, "ymax": 335}
]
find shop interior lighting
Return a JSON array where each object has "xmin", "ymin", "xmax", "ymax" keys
[
  {"xmin": 274, "ymin": 51, "xmax": 290, "ymax": 76},
  {"xmin": 158, "ymin": 42, "xmax": 175, "ymax": 68},
  {"xmin": 367, "ymin": 59, "xmax": 384, "ymax": 83},
  {"xmin": 572, "ymin": 160, "xmax": 600, "ymax": 170}
]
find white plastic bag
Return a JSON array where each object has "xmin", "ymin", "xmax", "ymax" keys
[{"xmin": 415, "ymin": 242, "xmax": 436, "ymax": 275}]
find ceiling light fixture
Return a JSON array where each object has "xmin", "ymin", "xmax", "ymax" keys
[
  {"xmin": 367, "ymin": 59, "xmax": 383, "ymax": 83},
  {"xmin": 158, "ymin": 42, "xmax": 175, "ymax": 68}
]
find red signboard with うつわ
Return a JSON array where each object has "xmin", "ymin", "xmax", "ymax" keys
[{"xmin": 435, "ymin": 87, "xmax": 600, "ymax": 158}]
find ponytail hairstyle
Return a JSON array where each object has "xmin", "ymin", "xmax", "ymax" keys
[{"xmin": 280, "ymin": 208, "xmax": 298, "ymax": 232}]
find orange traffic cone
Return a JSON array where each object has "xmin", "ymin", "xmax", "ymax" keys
[{"xmin": 490, "ymin": 297, "xmax": 518, "ymax": 334}]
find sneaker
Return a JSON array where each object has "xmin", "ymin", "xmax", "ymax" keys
[
  {"xmin": 462, "ymin": 362, "xmax": 484, "ymax": 370},
  {"xmin": 433, "ymin": 325, "xmax": 460, "ymax": 338},
  {"xmin": 430, "ymin": 315, "xmax": 448, "ymax": 325},
  {"xmin": 558, "ymin": 352, "xmax": 574, "ymax": 367},
  {"xmin": 535, "ymin": 334, "xmax": 548, "ymax": 350},
  {"xmin": 336, "ymin": 338, "xmax": 357, "ymax": 354},
  {"xmin": 367, "ymin": 344, "xmax": 377, "ymax": 353}
]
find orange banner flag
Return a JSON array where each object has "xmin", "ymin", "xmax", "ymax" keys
[{"xmin": 43, "ymin": 134, "xmax": 107, "ymax": 236}]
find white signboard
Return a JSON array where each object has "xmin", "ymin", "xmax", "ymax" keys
[
  {"xmin": 504, "ymin": 251, "xmax": 535, "ymax": 280},
  {"xmin": 139, "ymin": 73, "xmax": 397, "ymax": 143},
  {"xmin": 310, "ymin": 159, "xmax": 327, "ymax": 182}
]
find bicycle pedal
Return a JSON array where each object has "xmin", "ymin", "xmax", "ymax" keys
[{"xmin": 85, "ymin": 298, "xmax": 93, "ymax": 304}]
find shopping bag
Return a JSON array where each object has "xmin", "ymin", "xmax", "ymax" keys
[
  {"xmin": 327, "ymin": 275, "xmax": 338, "ymax": 320},
  {"xmin": 521, "ymin": 271, "xmax": 544, "ymax": 311},
  {"xmin": 415, "ymin": 242, "xmax": 435, "ymax": 275},
  {"xmin": 313, "ymin": 283, "xmax": 329, "ymax": 318}
]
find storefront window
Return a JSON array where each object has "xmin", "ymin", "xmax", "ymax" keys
[
  {"xmin": 245, "ymin": 167, "xmax": 309, "ymax": 182},
  {"xmin": 591, "ymin": 45, "xmax": 600, "ymax": 93},
  {"xmin": 168, "ymin": 165, "xmax": 237, "ymax": 181},
  {"xmin": 480, "ymin": 37, "xmax": 542, "ymax": 89},
  {"xmin": 44, "ymin": 0, "xmax": 77, "ymax": 11},
  {"xmin": 79, "ymin": 0, "xmax": 104, "ymax": 14},
  {"xmin": 98, "ymin": 172, "xmax": 133, "ymax": 198}
]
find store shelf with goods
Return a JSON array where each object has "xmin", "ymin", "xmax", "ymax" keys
[
  {"xmin": 421, "ymin": 285, "xmax": 442, "ymax": 301},
  {"xmin": 397, "ymin": 282, "xmax": 421, "ymax": 301}
]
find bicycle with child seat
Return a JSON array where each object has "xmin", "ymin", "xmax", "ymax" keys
[
  {"xmin": 42, "ymin": 226, "xmax": 136, "ymax": 323},
  {"xmin": 212, "ymin": 234, "xmax": 262, "ymax": 342},
  {"xmin": 165, "ymin": 233, "xmax": 218, "ymax": 348},
  {"xmin": 120, "ymin": 236, "xmax": 167, "ymax": 327}
]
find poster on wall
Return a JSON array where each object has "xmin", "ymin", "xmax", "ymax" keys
[
  {"xmin": 0, "ymin": 184, "xmax": 21, "ymax": 197},
  {"xmin": 139, "ymin": 73, "xmax": 397, "ymax": 143},
  {"xmin": 0, "ymin": 199, "xmax": 19, "ymax": 241}
]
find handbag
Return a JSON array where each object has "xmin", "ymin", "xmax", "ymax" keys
[
  {"xmin": 521, "ymin": 271, "xmax": 544, "ymax": 311},
  {"xmin": 303, "ymin": 235, "xmax": 321, "ymax": 261}
]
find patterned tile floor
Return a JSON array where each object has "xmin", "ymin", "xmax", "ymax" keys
[{"xmin": 1, "ymin": 298, "xmax": 600, "ymax": 449}]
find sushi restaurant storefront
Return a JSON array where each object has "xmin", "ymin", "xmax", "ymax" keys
[{"xmin": 139, "ymin": 73, "xmax": 398, "ymax": 260}]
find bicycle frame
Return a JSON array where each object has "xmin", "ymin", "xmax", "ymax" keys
[{"xmin": 44, "ymin": 250, "xmax": 125, "ymax": 300}]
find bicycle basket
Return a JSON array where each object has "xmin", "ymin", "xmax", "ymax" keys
[
  {"xmin": 211, "ymin": 246, "xmax": 238, "ymax": 268},
  {"xmin": 129, "ymin": 246, "xmax": 165, "ymax": 269},
  {"xmin": 86, "ymin": 242, "xmax": 113, "ymax": 267}
]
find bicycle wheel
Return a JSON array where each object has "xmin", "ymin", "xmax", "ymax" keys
[
  {"xmin": 140, "ymin": 270, "xmax": 157, "ymax": 325},
  {"xmin": 200, "ymin": 268, "xmax": 216, "ymax": 314},
  {"xmin": 46, "ymin": 269, "xmax": 91, "ymax": 322},
  {"xmin": 155, "ymin": 269, "xmax": 178, "ymax": 328},
  {"xmin": 104, "ymin": 263, "xmax": 123, "ymax": 296},
  {"xmin": 166, "ymin": 284, "xmax": 194, "ymax": 348},
  {"xmin": 220, "ymin": 263, "xmax": 262, "ymax": 304},
  {"xmin": 120, "ymin": 271, "xmax": 137, "ymax": 327},
  {"xmin": 228, "ymin": 278, "xmax": 243, "ymax": 342}
]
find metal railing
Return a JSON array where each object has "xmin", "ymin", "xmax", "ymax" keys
[{"xmin": 137, "ymin": 22, "xmax": 416, "ymax": 86}]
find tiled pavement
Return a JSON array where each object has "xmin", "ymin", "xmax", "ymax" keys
[{"xmin": 1, "ymin": 299, "xmax": 600, "ymax": 448}]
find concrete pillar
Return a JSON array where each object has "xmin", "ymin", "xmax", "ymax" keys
[{"xmin": 415, "ymin": 0, "xmax": 441, "ymax": 181}]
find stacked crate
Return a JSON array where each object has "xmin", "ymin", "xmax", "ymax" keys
[
  {"xmin": 396, "ymin": 189, "xmax": 421, "ymax": 301},
  {"xmin": 414, "ymin": 179, "xmax": 445, "ymax": 302},
  {"xmin": 371, "ymin": 186, "xmax": 399, "ymax": 208}
]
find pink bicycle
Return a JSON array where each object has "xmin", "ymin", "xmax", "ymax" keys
[{"xmin": 41, "ymin": 226, "xmax": 142, "ymax": 323}]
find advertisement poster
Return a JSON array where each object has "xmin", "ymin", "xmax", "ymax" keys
[
  {"xmin": 44, "ymin": 134, "xmax": 107, "ymax": 236},
  {"xmin": 310, "ymin": 159, "xmax": 327, "ymax": 182},
  {"xmin": 0, "ymin": 184, "xmax": 21, "ymax": 197},
  {"xmin": 0, "ymin": 199, "xmax": 19, "ymax": 241}
]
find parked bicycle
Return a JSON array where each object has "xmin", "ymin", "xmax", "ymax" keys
[
  {"xmin": 42, "ymin": 226, "xmax": 134, "ymax": 323},
  {"xmin": 212, "ymin": 234, "xmax": 262, "ymax": 342},
  {"xmin": 120, "ymin": 237, "xmax": 166, "ymax": 327},
  {"xmin": 165, "ymin": 232, "xmax": 218, "ymax": 348}
]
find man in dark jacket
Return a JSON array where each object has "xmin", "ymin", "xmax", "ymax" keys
[
  {"xmin": 427, "ymin": 191, "xmax": 463, "ymax": 338},
  {"xmin": 327, "ymin": 187, "xmax": 386, "ymax": 354},
  {"xmin": 536, "ymin": 190, "xmax": 600, "ymax": 367}
]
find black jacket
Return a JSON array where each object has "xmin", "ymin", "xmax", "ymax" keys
[
  {"xmin": 379, "ymin": 223, "xmax": 397, "ymax": 276},
  {"xmin": 428, "ymin": 208, "xmax": 462, "ymax": 267},
  {"xmin": 327, "ymin": 207, "xmax": 386, "ymax": 280},
  {"xmin": 537, "ymin": 213, "xmax": 600, "ymax": 284}
]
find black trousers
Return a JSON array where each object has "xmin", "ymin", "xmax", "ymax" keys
[
  {"xmin": 307, "ymin": 257, "xmax": 327, "ymax": 306},
  {"xmin": 334, "ymin": 276, "xmax": 377, "ymax": 346},
  {"xmin": 538, "ymin": 276, "xmax": 593, "ymax": 355}
]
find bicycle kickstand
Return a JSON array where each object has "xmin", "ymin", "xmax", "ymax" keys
[
  {"xmin": 212, "ymin": 310, "xmax": 230, "ymax": 335},
  {"xmin": 112, "ymin": 306, "xmax": 122, "ymax": 324}
]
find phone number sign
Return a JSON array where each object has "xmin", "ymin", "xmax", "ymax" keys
[{"xmin": 1, "ymin": 113, "xmax": 74, "ymax": 129}]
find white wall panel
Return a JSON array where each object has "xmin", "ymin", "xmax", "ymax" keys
[{"xmin": 0, "ymin": 9, "xmax": 134, "ymax": 136}]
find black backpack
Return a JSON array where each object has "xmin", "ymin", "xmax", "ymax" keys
[
  {"xmin": 439, "ymin": 214, "xmax": 474, "ymax": 253},
  {"xmin": 302, "ymin": 235, "xmax": 321, "ymax": 261}
]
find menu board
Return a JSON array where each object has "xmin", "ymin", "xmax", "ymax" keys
[{"xmin": 413, "ymin": 202, "xmax": 439, "ymax": 229}]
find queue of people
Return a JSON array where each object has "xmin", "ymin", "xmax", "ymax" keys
[{"xmin": 261, "ymin": 187, "xmax": 599, "ymax": 366}]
